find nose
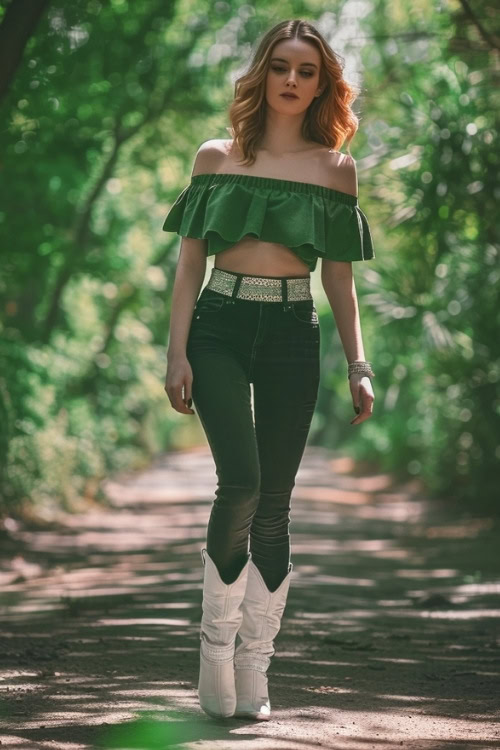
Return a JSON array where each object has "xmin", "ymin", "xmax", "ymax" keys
[{"xmin": 285, "ymin": 70, "xmax": 298, "ymax": 87}]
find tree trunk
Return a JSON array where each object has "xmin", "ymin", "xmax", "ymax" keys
[{"xmin": 0, "ymin": 0, "xmax": 51, "ymax": 102}]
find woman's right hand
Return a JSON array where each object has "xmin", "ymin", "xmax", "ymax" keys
[{"xmin": 164, "ymin": 355, "xmax": 195, "ymax": 415}]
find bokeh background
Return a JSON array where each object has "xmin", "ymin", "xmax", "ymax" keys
[{"xmin": 1, "ymin": 0, "xmax": 499, "ymax": 520}]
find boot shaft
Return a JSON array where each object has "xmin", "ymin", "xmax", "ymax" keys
[
  {"xmin": 235, "ymin": 560, "xmax": 293, "ymax": 656},
  {"xmin": 198, "ymin": 548, "xmax": 252, "ymax": 719},
  {"xmin": 200, "ymin": 548, "xmax": 252, "ymax": 646}
]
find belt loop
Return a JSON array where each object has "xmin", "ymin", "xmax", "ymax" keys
[
  {"xmin": 232, "ymin": 275, "xmax": 243, "ymax": 300},
  {"xmin": 281, "ymin": 279, "xmax": 288, "ymax": 304}
]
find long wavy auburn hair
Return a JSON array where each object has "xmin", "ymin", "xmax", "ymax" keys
[{"xmin": 227, "ymin": 19, "xmax": 361, "ymax": 166}]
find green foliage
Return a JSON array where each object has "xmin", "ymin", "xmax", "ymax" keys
[
  {"xmin": 98, "ymin": 707, "xmax": 207, "ymax": 748},
  {"xmin": 329, "ymin": 0, "xmax": 500, "ymax": 505},
  {"xmin": 0, "ymin": 0, "xmax": 498, "ymax": 516}
]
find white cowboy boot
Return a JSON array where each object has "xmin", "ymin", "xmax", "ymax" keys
[
  {"xmin": 198, "ymin": 547, "xmax": 251, "ymax": 718},
  {"xmin": 233, "ymin": 559, "xmax": 293, "ymax": 720}
]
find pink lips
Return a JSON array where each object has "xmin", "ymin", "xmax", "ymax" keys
[{"xmin": 280, "ymin": 93, "xmax": 298, "ymax": 99}]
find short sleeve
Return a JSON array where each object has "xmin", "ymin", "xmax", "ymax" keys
[
  {"xmin": 162, "ymin": 184, "xmax": 192, "ymax": 234},
  {"xmin": 319, "ymin": 202, "xmax": 375, "ymax": 263}
]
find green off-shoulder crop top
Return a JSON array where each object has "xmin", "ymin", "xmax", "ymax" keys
[{"xmin": 162, "ymin": 172, "xmax": 375, "ymax": 272}]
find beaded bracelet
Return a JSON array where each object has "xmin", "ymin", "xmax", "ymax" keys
[{"xmin": 347, "ymin": 360, "xmax": 375, "ymax": 380}]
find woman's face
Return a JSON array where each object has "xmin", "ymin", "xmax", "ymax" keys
[{"xmin": 265, "ymin": 38, "xmax": 323, "ymax": 114}]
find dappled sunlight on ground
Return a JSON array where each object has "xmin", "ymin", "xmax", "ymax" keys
[{"xmin": 0, "ymin": 446, "xmax": 499, "ymax": 749}]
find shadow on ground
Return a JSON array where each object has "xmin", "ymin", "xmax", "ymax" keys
[{"xmin": 0, "ymin": 446, "xmax": 499, "ymax": 749}]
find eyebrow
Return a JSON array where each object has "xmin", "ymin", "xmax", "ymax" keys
[{"xmin": 271, "ymin": 57, "xmax": 318, "ymax": 69}]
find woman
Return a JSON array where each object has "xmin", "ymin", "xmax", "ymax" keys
[{"xmin": 163, "ymin": 18, "xmax": 375, "ymax": 721}]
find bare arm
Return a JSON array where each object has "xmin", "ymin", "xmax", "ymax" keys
[
  {"xmin": 167, "ymin": 238, "xmax": 207, "ymax": 362},
  {"xmin": 321, "ymin": 155, "xmax": 374, "ymax": 425},
  {"xmin": 321, "ymin": 260, "xmax": 365, "ymax": 364},
  {"xmin": 165, "ymin": 140, "xmax": 224, "ymax": 414}
]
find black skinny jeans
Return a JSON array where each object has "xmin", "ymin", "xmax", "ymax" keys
[{"xmin": 186, "ymin": 269, "xmax": 321, "ymax": 592}]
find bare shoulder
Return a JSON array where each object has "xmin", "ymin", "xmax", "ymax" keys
[
  {"xmin": 192, "ymin": 139, "xmax": 232, "ymax": 176},
  {"xmin": 321, "ymin": 149, "xmax": 358, "ymax": 197}
]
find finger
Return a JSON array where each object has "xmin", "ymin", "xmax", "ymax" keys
[
  {"xmin": 167, "ymin": 386, "xmax": 195, "ymax": 415},
  {"xmin": 351, "ymin": 407, "xmax": 373, "ymax": 424},
  {"xmin": 177, "ymin": 398, "xmax": 195, "ymax": 414},
  {"xmin": 351, "ymin": 388, "xmax": 362, "ymax": 422},
  {"xmin": 182, "ymin": 384, "xmax": 193, "ymax": 410},
  {"xmin": 351, "ymin": 415, "xmax": 369, "ymax": 425},
  {"xmin": 359, "ymin": 391, "xmax": 374, "ymax": 411},
  {"xmin": 350, "ymin": 402, "xmax": 374, "ymax": 424}
]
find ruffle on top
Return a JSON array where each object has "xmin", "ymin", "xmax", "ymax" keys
[{"xmin": 162, "ymin": 172, "xmax": 375, "ymax": 272}]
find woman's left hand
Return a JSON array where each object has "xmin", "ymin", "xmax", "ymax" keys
[{"xmin": 349, "ymin": 374, "xmax": 375, "ymax": 425}]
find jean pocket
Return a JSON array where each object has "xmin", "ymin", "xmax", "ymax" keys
[
  {"xmin": 291, "ymin": 303, "xmax": 319, "ymax": 326},
  {"xmin": 193, "ymin": 294, "xmax": 226, "ymax": 319}
]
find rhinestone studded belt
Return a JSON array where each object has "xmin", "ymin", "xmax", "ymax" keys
[{"xmin": 206, "ymin": 268, "xmax": 312, "ymax": 302}]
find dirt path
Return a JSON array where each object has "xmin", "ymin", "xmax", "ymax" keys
[{"xmin": 0, "ymin": 445, "xmax": 499, "ymax": 750}]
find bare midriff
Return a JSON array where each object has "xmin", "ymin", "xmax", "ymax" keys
[
  {"xmin": 214, "ymin": 236, "xmax": 311, "ymax": 278},
  {"xmin": 209, "ymin": 140, "xmax": 348, "ymax": 278}
]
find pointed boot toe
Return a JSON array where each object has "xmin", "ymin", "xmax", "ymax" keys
[{"xmin": 234, "ymin": 666, "xmax": 271, "ymax": 720}]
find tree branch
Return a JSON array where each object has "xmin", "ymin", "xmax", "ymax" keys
[
  {"xmin": 0, "ymin": 0, "xmax": 50, "ymax": 102},
  {"xmin": 41, "ymin": 57, "xmax": 203, "ymax": 341},
  {"xmin": 457, "ymin": 0, "xmax": 500, "ymax": 51}
]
